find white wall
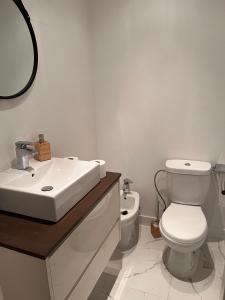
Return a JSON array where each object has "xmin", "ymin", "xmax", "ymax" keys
[
  {"xmin": 90, "ymin": 0, "xmax": 225, "ymax": 235},
  {"xmin": 0, "ymin": 0, "xmax": 96, "ymax": 171},
  {"xmin": 1, "ymin": 0, "xmax": 225, "ymax": 239}
]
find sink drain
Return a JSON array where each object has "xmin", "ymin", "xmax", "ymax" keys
[
  {"xmin": 121, "ymin": 210, "xmax": 128, "ymax": 215},
  {"xmin": 41, "ymin": 186, "xmax": 53, "ymax": 192}
]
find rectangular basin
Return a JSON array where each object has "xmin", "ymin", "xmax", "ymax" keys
[{"xmin": 0, "ymin": 157, "xmax": 100, "ymax": 222}]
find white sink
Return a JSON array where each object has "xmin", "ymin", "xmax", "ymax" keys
[{"xmin": 0, "ymin": 157, "xmax": 100, "ymax": 222}]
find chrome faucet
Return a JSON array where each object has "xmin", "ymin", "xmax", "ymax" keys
[
  {"xmin": 122, "ymin": 178, "xmax": 133, "ymax": 198},
  {"xmin": 15, "ymin": 141, "xmax": 36, "ymax": 170}
]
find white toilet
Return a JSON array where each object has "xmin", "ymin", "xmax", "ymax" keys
[{"xmin": 159, "ymin": 159, "xmax": 211, "ymax": 279}]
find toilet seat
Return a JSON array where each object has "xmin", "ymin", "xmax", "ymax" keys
[{"xmin": 160, "ymin": 203, "xmax": 207, "ymax": 244}]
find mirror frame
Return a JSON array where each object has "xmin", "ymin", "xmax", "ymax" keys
[{"xmin": 0, "ymin": 0, "xmax": 38, "ymax": 99}]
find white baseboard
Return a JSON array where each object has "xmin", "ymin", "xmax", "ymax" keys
[{"xmin": 138, "ymin": 214, "xmax": 156, "ymax": 226}]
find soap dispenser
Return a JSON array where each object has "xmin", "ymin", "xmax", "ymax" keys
[{"xmin": 35, "ymin": 134, "xmax": 51, "ymax": 161}]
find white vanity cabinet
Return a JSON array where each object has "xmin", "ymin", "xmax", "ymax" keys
[{"xmin": 0, "ymin": 182, "xmax": 120, "ymax": 300}]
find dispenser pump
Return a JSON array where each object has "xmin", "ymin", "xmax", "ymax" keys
[{"xmin": 38, "ymin": 134, "xmax": 45, "ymax": 143}]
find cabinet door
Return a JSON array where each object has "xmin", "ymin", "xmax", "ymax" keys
[
  {"xmin": 68, "ymin": 221, "xmax": 120, "ymax": 300},
  {"xmin": 47, "ymin": 183, "xmax": 120, "ymax": 300}
]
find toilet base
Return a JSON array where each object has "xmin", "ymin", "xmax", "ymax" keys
[{"xmin": 163, "ymin": 246, "xmax": 200, "ymax": 280}]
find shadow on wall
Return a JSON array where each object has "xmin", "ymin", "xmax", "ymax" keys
[
  {"xmin": 0, "ymin": 84, "xmax": 34, "ymax": 111},
  {"xmin": 202, "ymin": 174, "xmax": 224, "ymax": 241}
]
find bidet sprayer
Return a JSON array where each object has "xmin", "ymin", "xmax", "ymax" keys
[{"xmin": 122, "ymin": 178, "xmax": 133, "ymax": 198}]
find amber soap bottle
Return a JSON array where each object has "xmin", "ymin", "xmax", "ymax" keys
[{"xmin": 35, "ymin": 134, "xmax": 51, "ymax": 161}]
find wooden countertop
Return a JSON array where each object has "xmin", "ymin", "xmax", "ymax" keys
[{"xmin": 0, "ymin": 172, "xmax": 121, "ymax": 259}]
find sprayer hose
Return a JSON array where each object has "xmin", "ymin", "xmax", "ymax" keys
[{"xmin": 154, "ymin": 169, "xmax": 168, "ymax": 211}]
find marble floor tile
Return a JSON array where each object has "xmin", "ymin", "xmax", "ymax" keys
[
  {"xmin": 125, "ymin": 261, "xmax": 172, "ymax": 298},
  {"xmin": 89, "ymin": 225, "xmax": 225, "ymax": 300},
  {"xmin": 193, "ymin": 271, "xmax": 224, "ymax": 300},
  {"xmin": 118, "ymin": 286, "xmax": 148, "ymax": 300},
  {"xmin": 168, "ymin": 277, "xmax": 202, "ymax": 300},
  {"xmin": 122, "ymin": 245, "xmax": 163, "ymax": 268},
  {"xmin": 145, "ymin": 295, "xmax": 165, "ymax": 300},
  {"xmin": 136, "ymin": 226, "xmax": 165, "ymax": 251},
  {"xmin": 208, "ymin": 242, "xmax": 225, "ymax": 279}
]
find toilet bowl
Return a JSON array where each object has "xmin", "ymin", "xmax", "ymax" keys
[
  {"xmin": 160, "ymin": 203, "xmax": 207, "ymax": 253},
  {"xmin": 160, "ymin": 203, "xmax": 208, "ymax": 279},
  {"xmin": 119, "ymin": 190, "xmax": 140, "ymax": 252},
  {"xmin": 160, "ymin": 159, "xmax": 211, "ymax": 279}
]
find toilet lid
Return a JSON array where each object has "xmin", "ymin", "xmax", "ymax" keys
[{"xmin": 161, "ymin": 203, "xmax": 207, "ymax": 244}]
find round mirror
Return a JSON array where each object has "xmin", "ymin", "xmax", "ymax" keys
[{"xmin": 0, "ymin": 0, "xmax": 38, "ymax": 99}]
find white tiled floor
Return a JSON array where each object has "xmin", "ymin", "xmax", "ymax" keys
[{"xmin": 89, "ymin": 225, "xmax": 225, "ymax": 300}]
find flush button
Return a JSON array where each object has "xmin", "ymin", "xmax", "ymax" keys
[{"xmin": 185, "ymin": 163, "xmax": 191, "ymax": 166}]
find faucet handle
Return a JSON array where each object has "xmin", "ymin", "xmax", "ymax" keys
[
  {"xmin": 15, "ymin": 141, "xmax": 35, "ymax": 152},
  {"xmin": 15, "ymin": 141, "xmax": 32, "ymax": 149},
  {"xmin": 123, "ymin": 178, "xmax": 133, "ymax": 184}
]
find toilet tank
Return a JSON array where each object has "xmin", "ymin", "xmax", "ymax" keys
[{"xmin": 166, "ymin": 159, "xmax": 211, "ymax": 205}]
